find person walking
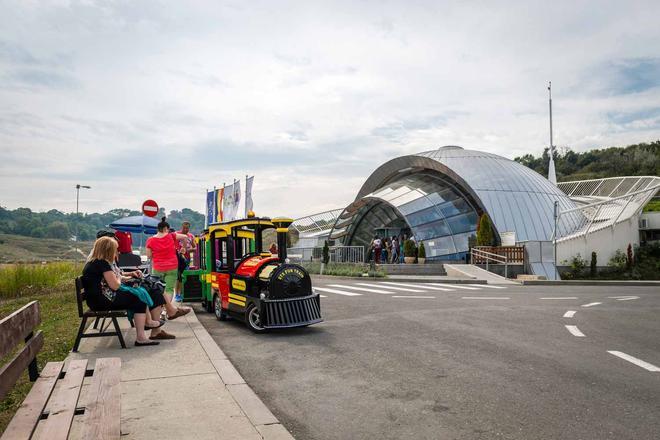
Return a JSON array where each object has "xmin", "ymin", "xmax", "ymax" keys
[
  {"xmin": 174, "ymin": 221, "xmax": 196, "ymax": 302},
  {"xmin": 373, "ymin": 236, "xmax": 382, "ymax": 264},
  {"xmin": 391, "ymin": 236, "xmax": 399, "ymax": 264},
  {"xmin": 146, "ymin": 217, "xmax": 191, "ymax": 319}
]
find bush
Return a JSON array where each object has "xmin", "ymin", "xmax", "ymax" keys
[
  {"xmin": 322, "ymin": 241, "xmax": 330, "ymax": 265},
  {"xmin": 608, "ymin": 249, "xmax": 627, "ymax": 271},
  {"xmin": 476, "ymin": 214, "xmax": 495, "ymax": 246},
  {"xmin": 590, "ymin": 251, "xmax": 597, "ymax": 277},
  {"xmin": 301, "ymin": 262, "xmax": 386, "ymax": 277},
  {"xmin": 562, "ymin": 254, "xmax": 586, "ymax": 279},
  {"xmin": 403, "ymin": 240, "xmax": 416, "ymax": 258},
  {"xmin": 626, "ymin": 243, "xmax": 633, "ymax": 270},
  {"xmin": 418, "ymin": 241, "xmax": 426, "ymax": 258}
]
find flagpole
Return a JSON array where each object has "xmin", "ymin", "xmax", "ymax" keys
[{"xmin": 245, "ymin": 174, "xmax": 248, "ymax": 217}]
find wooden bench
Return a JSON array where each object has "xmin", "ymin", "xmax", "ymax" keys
[
  {"xmin": 0, "ymin": 301, "xmax": 121, "ymax": 440},
  {"xmin": 73, "ymin": 277, "xmax": 129, "ymax": 352}
]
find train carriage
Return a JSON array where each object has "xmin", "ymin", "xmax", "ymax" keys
[{"xmin": 181, "ymin": 214, "xmax": 322, "ymax": 332}]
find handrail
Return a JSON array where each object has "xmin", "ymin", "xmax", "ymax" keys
[{"xmin": 470, "ymin": 248, "xmax": 509, "ymax": 278}]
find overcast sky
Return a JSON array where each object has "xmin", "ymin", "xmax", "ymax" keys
[{"xmin": 1, "ymin": 0, "xmax": 659, "ymax": 218}]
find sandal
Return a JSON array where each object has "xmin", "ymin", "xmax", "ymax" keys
[
  {"xmin": 149, "ymin": 330, "xmax": 176, "ymax": 340},
  {"xmin": 135, "ymin": 340, "xmax": 160, "ymax": 346},
  {"xmin": 167, "ymin": 308, "xmax": 191, "ymax": 320},
  {"xmin": 145, "ymin": 319, "xmax": 166, "ymax": 330}
]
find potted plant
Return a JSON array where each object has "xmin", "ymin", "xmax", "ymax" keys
[
  {"xmin": 403, "ymin": 239, "xmax": 416, "ymax": 264},
  {"xmin": 418, "ymin": 241, "xmax": 426, "ymax": 264}
]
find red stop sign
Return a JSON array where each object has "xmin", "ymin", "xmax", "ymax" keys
[{"xmin": 142, "ymin": 199, "xmax": 159, "ymax": 217}]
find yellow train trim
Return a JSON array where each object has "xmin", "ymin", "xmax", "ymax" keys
[
  {"xmin": 228, "ymin": 298, "xmax": 246, "ymax": 307},
  {"xmin": 229, "ymin": 293, "xmax": 246, "ymax": 301}
]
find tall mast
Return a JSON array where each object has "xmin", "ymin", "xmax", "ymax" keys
[{"xmin": 548, "ymin": 81, "xmax": 557, "ymax": 185}]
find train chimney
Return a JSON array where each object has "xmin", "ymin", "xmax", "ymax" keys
[{"xmin": 271, "ymin": 217, "xmax": 293, "ymax": 263}]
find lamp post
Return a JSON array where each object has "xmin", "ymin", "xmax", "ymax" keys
[{"xmin": 75, "ymin": 184, "xmax": 91, "ymax": 246}]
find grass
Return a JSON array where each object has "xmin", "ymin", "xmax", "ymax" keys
[
  {"xmin": 0, "ymin": 233, "xmax": 92, "ymax": 264},
  {"xmin": 0, "ymin": 288, "xmax": 79, "ymax": 435},
  {"xmin": 643, "ymin": 199, "xmax": 660, "ymax": 212},
  {"xmin": 0, "ymin": 262, "xmax": 83, "ymax": 299},
  {"xmin": 301, "ymin": 262, "xmax": 387, "ymax": 277}
]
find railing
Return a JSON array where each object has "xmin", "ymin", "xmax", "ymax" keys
[
  {"xmin": 287, "ymin": 246, "xmax": 365, "ymax": 264},
  {"xmin": 470, "ymin": 248, "xmax": 509, "ymax": 278},
  {"xmin": 554, "ymin": 181, "xmax": 660, "ymax": 241},
  {"xmin": 471, "ymin": 246, "xmax": 524, "ymax": 264}
]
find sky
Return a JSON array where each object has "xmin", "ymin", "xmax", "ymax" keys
[{"xmin": 1, "ymin": 0, "xmax": 659, "ymax": 219}]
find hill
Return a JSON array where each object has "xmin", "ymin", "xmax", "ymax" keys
[
  {"xmin": 513, "ymin": 141, "xmax": 660, "ymax": 182},
  {"xmin": 0, "ymin": 234, "xmax": 93, "ymax": 263}
]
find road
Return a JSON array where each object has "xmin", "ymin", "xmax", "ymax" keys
[{"xmin": 195, "ymin": 277, "xmax": 660, "ymax": 440}]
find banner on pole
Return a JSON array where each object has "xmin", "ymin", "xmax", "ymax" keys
[
  {"xmin": 215, "ymin": 187, "xmax": 224, "ymax": 222},
  {"xmin": 245, "ymin": 176, "xmax": 254, "ymax": 217},
  {"xmin": 206, "ymin": 190, "xmax": 215, "ymax": 227},
  {"xmin": 222, "ymin": 180, "xmax": 242, "ymax": 221}
]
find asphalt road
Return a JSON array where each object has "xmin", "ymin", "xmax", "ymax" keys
[{"xmin": 195, "ymin": 278, "xmax": 660, "ymax": 440}]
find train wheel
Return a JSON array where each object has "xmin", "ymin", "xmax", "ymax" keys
[
  {"xmin": 246, "ymin": 304, "xmax": 265, "ymax": 333},
  {"xmin": 214, "ymin": 295, "xmax": 228, "ymax": 321}
]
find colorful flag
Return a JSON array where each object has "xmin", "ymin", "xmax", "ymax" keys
[
  {"xmin": 206, "ymin": 190, "xmax": 215, "ymax": 227},
  {"xmin": 245, "ymin": 176, "xmax": 254, "ymax": 217},
  {"xmin": 216, "ymin": 187, "xmax": 224, "ymax": 222},
  {"xmin": 222, "ymin": 180, "xmax": 242, "ymax": 221}
]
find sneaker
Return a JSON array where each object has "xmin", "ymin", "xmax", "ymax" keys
[{"xmin": 174, "ymin": 294, "xmax": 183, "ymax": 302}]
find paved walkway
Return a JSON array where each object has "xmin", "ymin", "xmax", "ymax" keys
[
  {"xmin": 444, "ymin": 264, "xmax": 519, "ymax": 284},
  {"xmin": 66, "ymin": 309, "xmax": 293, "ymax": 440}
]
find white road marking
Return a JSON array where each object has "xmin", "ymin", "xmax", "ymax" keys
[
  {"xmin": 607, "ymin": 351, "xmax": 660, "ymax": 372},
  {"xmin": 379, "ymin": 282, "xmax": 454, "ymax": 291},
  {"xmin": 356, "ymin": 283, "xmax": 423, "ymax": 292},
  {"xmin": 563, "ymin": 310, "xmax": 577, "ymax": 318},
  {"xmin": 461, "ymin": 296, "xmax": 510, "ymax": 300},
  {"xmin": 541, "ymin": 297, "xmax": 578, "ymax": 300},
  {"xmin": 565, "ymin": 325, "xmax": 586, "ymax": 337},
  {"xmin": 581, "ymin": 302, "xmax": 602, "ymax": 308},
  {"xmin": 327, "ymin": 284, "xmax": 394, "ymax": 294},
  {"xmin": 608, "ymin": 296, "xmax": 640, "ymax": 301},
  {"xmin": 433, "ymin": 283, "xmax": 481, "ymax": 290},
  {"xmin": 467, "ymin": 284, "xmax": 507, "ymax": 289},
  {"xmin": 319, "ymin": 295, "xmax": 328, "ymax": 298},
  {"xmin": 313, "ymin": 287, "xmax": 362, "ymax": 297},
  {"xmin": 392, "ymin": 295, "xmax": 436, "ymax": 299}
]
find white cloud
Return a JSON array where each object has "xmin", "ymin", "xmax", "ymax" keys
[{"xmin": 1, "ymin": 0, "xmax": 659, "ymax": 218}]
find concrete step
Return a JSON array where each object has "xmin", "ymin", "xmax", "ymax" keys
[{"xmin": 377, "ymin": 263, "xmax": 446, "ymax": 276}]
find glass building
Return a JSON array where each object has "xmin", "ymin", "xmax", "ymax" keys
[{"xmin": 329, "ymin": 146, "xmax": 583, "ymax": 261}]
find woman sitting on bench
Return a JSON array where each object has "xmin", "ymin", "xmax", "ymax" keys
[{"xmin": 82, "ymin": 236, "xmax": 173, "ymax": 346}]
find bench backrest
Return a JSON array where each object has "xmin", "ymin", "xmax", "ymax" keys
[
  {"xmin": 75, "ymin": 276, "xmax": 86, "ymax": 317},
  {"xmin": 0, "ymin": 301, "xmax": 42, "ymax": 400}
]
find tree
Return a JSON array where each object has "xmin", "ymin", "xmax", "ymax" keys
[
  {"xmin": 46, "ymin": 221, "xmax": 70, "ymax": 239},
  {"xmin": 476, "ymin": 214, "xmax": 495, "ymax": 246},
  {"xmin": 418, "ymin": 241, "xmax": 426, "ymax": 258},
  {"xmin": 403, "ymin": 240, "xmax": 416, "ymax": 257},
  {"xmin": 322, "ymin": 241, "xmax": 330, "ymax": 264}
]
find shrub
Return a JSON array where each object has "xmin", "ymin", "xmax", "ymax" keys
[
  {"xmin": 476, "ymin": 214, "xmax": 495, "ymax": 246},
  {"xmin": 626, "ymin": 243, "xmax": 633, "ymax": 270},
  {"xmin": 562, "ymin": 254, "xmax": 586, "ymax": 279},
  {"xmin": 590, "ymin": 251, "xmax": 597, "ymax": 277},
  {"xmin": 322, "ymin": 241, "xmax": 330, "ymax": 264},
  {"xmin": 608, "ymin": 249, "xmax": 627, "ymax": 271},
  {"xmin": 418, "ymin": 241, "xmax": 426, "ymax": 259},
  {"xmin": 403, "ymin": 240, "xmax": 416, "ymax": 258}
]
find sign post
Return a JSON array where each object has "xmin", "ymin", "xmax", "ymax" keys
[{"xmin": 140, "ymin": 199, "xmax": 159, "ymax": 252}]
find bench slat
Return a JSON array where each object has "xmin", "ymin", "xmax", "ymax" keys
[
  {"xmin": 81, "ymin": 358, "xmax": 122, "ymax": 440},
  {"xmin": 0, "ymin": 361, "xmax": 64, "ymax": 440},
  {"xmin": 0, "ymin": 331, "xmax": 44, "ymax": 401},
  {"xmin": 33, "ymin": 359, "xmax": 88, "ymax": 440},
  {"xmin": 0, "ymin": 301, "xmax": 41, "ymax": 359}
]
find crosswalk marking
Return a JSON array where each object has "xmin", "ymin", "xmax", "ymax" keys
[
  {"xmin": 328, "ymin": 284, "xmax": 394, "ymax": 294},
  {"xmin": 313, "ymin": 287, "xmax": 362, "ymax": 297},
  {"xmin": 380, "ymin": 282, "xmax": 454, "ymax": 291},
  {"xmin": 467, "ymin": 284, "xmax": 506, "ymax": 289},
  {"xmin": 432, "ymin": 283, "xmax": 481, "ymax": 290},
  {"xmin": 356, "ymin": 283, "xmax": 424, "ymax": 292}
]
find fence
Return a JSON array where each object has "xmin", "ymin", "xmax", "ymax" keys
[
  {"xmin": 470, "ymin": 248, "xmax": 509, "ymax": 278},
  {"xmin": 471, "ymin": 246, "xmax": 524, "ymax": 264},
  {"xmin": 287, "ymin": 246, "xmax": 365, "ymax": 264}
]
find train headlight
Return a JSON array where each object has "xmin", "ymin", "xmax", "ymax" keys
[{"xmin": 260, "ymin": 293, "xmax": 266, "ymax": 300}]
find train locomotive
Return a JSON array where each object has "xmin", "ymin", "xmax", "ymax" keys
[{"xmin": 180, "ymin": 214, "xmax": 322, "ymax": 332}]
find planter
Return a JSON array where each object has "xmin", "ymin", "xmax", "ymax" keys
[
  {"xmin": 404, "ymin": 257, "xmax": 416, "ymax": 264},
  {"xmin": 418, "ymin": 258, "xmax": 425, "ymax": 264}
]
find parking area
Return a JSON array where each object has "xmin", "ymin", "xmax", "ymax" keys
[{"xmin": 196, "ymin": 278, "xmax": 660, "ymax": 440}]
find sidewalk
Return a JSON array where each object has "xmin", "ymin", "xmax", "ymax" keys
[{"xmin": 66, "ymin": 308, "xmax": 294, "ymax": 440}]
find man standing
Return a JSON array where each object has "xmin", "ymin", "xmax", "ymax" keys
[{"xmin": 174, "ymin": 221, "xmax": 196, "ymax": 303}]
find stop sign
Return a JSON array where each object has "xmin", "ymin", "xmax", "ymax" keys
[{"xmin": 142, "ymin": 199, "xmax": 159, "ymax": 217}]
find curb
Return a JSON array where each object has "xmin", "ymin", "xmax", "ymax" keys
[
  {"xmin": 519, "ymin": 280, "xmax": 660, "ymax": 286},
  {"xmin": 185, "ymin": 310, "xmax": 295, "ymax": 440}
]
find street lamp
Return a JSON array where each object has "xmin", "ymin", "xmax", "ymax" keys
[{"xmin": 75, "ymin": 184, "xmax": 91, "ymax": 242}]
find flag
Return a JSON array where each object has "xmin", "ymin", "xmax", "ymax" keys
[
  {"xmin": 216, "ymin": 188, "xmax": 224, "ymax": 222},
  {"xmin": 206, "ymin": 190, "xmax": 215, "ymax": 227},
  {"xmin": 245, "ymin": 176, "xmax": 254, "ymax": 217},
  {"xmin": 222, "ymin": 180, "xmax": 242, "ymax": 221},
  {"xmin": 232, "ymin": 180, "xmax": 241, "ymax": 220}
]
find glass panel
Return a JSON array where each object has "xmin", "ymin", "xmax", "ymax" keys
[
  {"xmin": 413, "ymin": 219, "xmax": 451, "ymax": 241},
  {"xmin": 389, "ymin": 189, "xmax": 426, "ymax": 207},
  {"xmin": 406, "ymin": 206, "xmax": 442, "ymax": 227},
  {"xmin": 397, "ymin": 194, "xmax": 434, "ymax": 215},
  {"xmin": 445, "ymin": 212, "xmax": 478, "ymax": 235},
  {"xmin": 425, "ymin": 236, "xmax": 456, "ymax": 257}
]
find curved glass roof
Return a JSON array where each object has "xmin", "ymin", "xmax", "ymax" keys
[{"xmin": 330, "ymin": 146, "xmax": 585, "ymax": 259}]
